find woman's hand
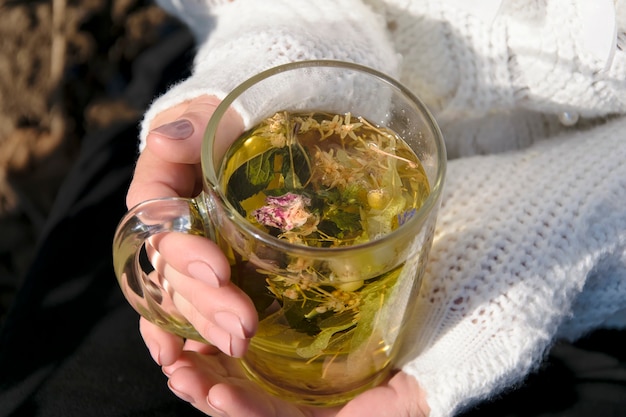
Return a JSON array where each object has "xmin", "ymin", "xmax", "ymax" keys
[
  {"xmin": 162, "ymin": 341, "xmax": 430, "ymax": 417},
  {"xmin": 127, "ymin": 95, "xmax": 258, "ymax": 363}
]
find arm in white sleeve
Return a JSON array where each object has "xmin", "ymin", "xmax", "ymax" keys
[
  {"xmin": 140, "ymin": 0, "xmax": 399, "ymax": 148},
  {"xmin": 399, "ymin": 116, "xmax": 626, "ymax": 417},
  {"xmin": 374, "ymin": 0, "xmax": 626, "ymax": 156},
  {"xmin": 379, "ymin": 0, "xmax": 626, "ymax": 118}
]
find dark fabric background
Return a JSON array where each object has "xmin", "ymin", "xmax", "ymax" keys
[
  {"xmin": 0, "ymin": 26, "xmax": 624, "ymax": 417},
  {"xmin": 0, "ymin": 26, "xmax": 204, "ymax": 417},
  {"xmin": 460, "ymin": 330, "xmax": 626, "ymax": 417}
]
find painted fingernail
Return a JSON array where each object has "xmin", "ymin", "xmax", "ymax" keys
[
  {"xmin": 206, "ymin": 326, "xmax": 233, "ymax": 356},
  {"xmin": 167, "ymin": 380, "xmax": 195, "ymax": 404},
  {"xmin": 151, "ymin": 119, "xmax": 194, "ymax": 139},
  {"xmin": 188, "ymin": 261, "xmax": 221, "ymax": 288},
  {"xmin": 214, "ymin": 311, "xmax": 247, "ymax": 339},
  {"xmin": 229, "ymin": 337, "xmax": 250, "ymax": 359}
]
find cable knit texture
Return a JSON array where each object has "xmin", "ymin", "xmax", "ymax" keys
[
  {"xmin": 145, "ymin": 1, "xmax": 626, "ymax": 416},
  {"xmin": 400, "ymin": 118, "xmax": 626, "ymax": 415}
]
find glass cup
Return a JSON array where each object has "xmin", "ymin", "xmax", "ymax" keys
[{"xmin": 113, "ymin": 60, "xmax": 446, "ymax": 406}]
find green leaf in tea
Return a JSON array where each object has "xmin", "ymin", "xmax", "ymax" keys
[
  {"xmin": 246, "ymin": 148, "xmax": 276, "ymax": 187},
  {"xmin": 283, "ymin": 143, "xmax": 310, "ymax": 189},
  {"xmin": 296, "ymin": 321, "xmax": 355, "ymax": 359}
]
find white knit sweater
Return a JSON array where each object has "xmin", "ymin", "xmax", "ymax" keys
[{"xmin": 141, "ymin": 1, "xmax": 626, "ymax": 416}]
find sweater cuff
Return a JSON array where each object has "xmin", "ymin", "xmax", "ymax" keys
[{"xmin": 140, "ymin": 0, "xmax": 399, "ymax": 150}]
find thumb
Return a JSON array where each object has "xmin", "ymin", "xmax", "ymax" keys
[{"xmin": 146, "ymin": 95, "xmax": 243, "ymax": 165}]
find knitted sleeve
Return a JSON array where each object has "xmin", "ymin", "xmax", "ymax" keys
[
  {"xmin": 375, "ymin": 0, "xmax": 626, "ymax": 157},
  {"xmin": 139, "ymin": 0, "xmax": 399, "ymax": 148},
  {"xmin": 383, "ymin": 0, "xmax": 626, "ymax": 116},
  {"xmin": 400, "ymin": 117, "xmax": 626, "ymax": 417}
]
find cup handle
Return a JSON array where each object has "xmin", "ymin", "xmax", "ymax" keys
[{"xmin": 112, "ymin": 195, "xmax": 211, "ymax": 341}]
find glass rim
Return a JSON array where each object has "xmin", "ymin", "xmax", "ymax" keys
[{"xmin": 202, "ymin": 59, "xmax": 446, "ymax": 255}]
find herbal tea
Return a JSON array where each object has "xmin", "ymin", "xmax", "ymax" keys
[{"xmin": 214, "ymin": 111, "xmax": 431, "ymax": 403}]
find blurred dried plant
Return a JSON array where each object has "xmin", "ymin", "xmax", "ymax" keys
[{"xmin": 0, "ymin": 0, "xmax": 172, "ymax": 321}]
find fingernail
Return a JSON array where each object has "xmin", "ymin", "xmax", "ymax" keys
[
  {"xmin": 206, "ymin": 326, "xmax": 233, "ymax": 356},
  {"xmin": 167, "ymin": 380, "xmax": 195, "ymax": 404},
  {"xmin": 214, "ymin": 311, "xmax": 248, "ymax": 339},
  {"xmin": 188, "ymin": 261, "xmax": 222, "ymax": 288},
  {"xmin": 229, "ymin": 337, "xmax": 250, "ymax": 359},
  {"xmin": 151, "ymin": 119, "xmax": 194, "ymax": 139},
  {"xmin": 148, "ymin": 342, "xmax": 162, "ymax": 365}
]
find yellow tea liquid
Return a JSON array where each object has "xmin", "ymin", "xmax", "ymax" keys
[{"xmin": 216, "ymin": 111, "xmax": 431, "ymax": 405}]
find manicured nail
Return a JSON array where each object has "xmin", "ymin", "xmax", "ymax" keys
[
  {"xmin": 206, "ymin": 326, "xmax": 233, "ymax": 356},
  {"xmin": 214, "ymin": 311, "xmax": 247, "ymax": 339},
  {"xmin": 151, "ymin": 119, "xmax": 194, "ymax": 139},
  {"xmin": 188, "ymin": 261, "xmax": 221, "ymax": 288},
  {"xmin": 167, "ymin": 380, "xmax": 195, "ymax": 404}
]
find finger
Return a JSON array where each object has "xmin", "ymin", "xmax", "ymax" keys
[
  {"xmin": 153, "ymin": 236, "xmax": 257, "ymax": 341},
  {"xmin": 151, "ymin": 234, "xmax": 258, "ymax": 347},
  {"xmin": 147, "ymin": 95, "xmax": 244, "ymax": 164},
  {"xmin": 183, "ymin": 338, "xmax": 221, "ymax": 356},
  {"xmin": 145, "ymin": 234, "xmax": 255, "ymax": 356},
  {"xmin": 139, "ymin": 317, "xmax": 185, "ymax": 366},
  {"xmin": 163, "ymin": 265, "xmax": 257, "ymax": 339},
  {"xmin": 148, "ymin": 232, "xmax": 231, "ymax": 289},
  {"xmin": 176, "ymin": 339, "xmax": 252, "ymax": 379},
  {"xmin": 168, "ymin": 366, "xmax": 223, "ymax": 416},
  {"xmin": 167, "ymin": 367, "xmax": 215, "ymax": 414},
  {"xmin": 150, "ymin": 250, "xmax": 255, "ymax": 358},
  {"xmin": 163, "ymin": 349, "xmax": 231, "ymax": 379},
  {"xmin": 165, "ymin": 352, "xmax": 234, "ymax": 416},
  {"xmin": 171, "ymin": 292, "xmax": 251, "ymax": 358},
  {"xmin": 126, "ymin": 147, "xmax": 201, "ymax": 208},
  {"xmin": 165, "ymin": 353, "xmax": 338, "ymax": 417},
  {"xmin": 165, "ymin": 352, "xmax": 299, "ymax": 417}
]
